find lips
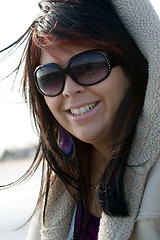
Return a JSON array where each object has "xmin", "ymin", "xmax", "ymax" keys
[{"xmin": 70, "ymin": 102, "xmax": 98, "ymax": 116}]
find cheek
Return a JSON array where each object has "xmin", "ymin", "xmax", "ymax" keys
[
  {"xmin": 111, "ymin": 83, "xmax": 129, "ymax": 113},
  {"xmin": 110, "ymin": 68, "xmax": 130, "ymax": 99},
  {"xmin": 112, "ymin": 81, "xmax": 129, "ymax": 103},
  {"xmin": 100, "ymin": 68, "xmax": 130, "ymax": 114}
]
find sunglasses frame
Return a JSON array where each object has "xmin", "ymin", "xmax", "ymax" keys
[{"xmin": 34, "ymin": 49, "xmax": 114, "ymax": 97}]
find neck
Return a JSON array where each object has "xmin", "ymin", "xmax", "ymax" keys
[
  {"xmin": 91, "ymin": 143, "xmax": 112, "ymax": 164},
  {"xmin": 87, "ymin": 146, "xmax": 112, "ymax": 219},
  {"xmin": 90, "ymin": 146, "xmax": 112, "ymax": 185}
]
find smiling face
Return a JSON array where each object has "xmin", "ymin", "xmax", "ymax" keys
[{"xmin": 40, "ymin": 41, "xmax": 130, "ymax": 154}]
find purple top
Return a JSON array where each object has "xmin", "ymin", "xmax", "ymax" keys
[{"xmin": 74, "ymin": 201, "xmax": 100, "ymax": 240}]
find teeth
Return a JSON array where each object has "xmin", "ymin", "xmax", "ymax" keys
[{"xmin": 70, "ymin": 103, "xmax": 97, "ymax": 116}]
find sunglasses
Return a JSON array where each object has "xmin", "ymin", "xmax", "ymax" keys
[{"xmin": 34, "ymin": 50, "xmax": 118, "ymax": 97}]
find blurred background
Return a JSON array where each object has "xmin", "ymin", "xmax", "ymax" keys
[
  {"xmin": 0, "ymin": 0, "xmax": 160, "ymax": 239},
  {"xmin": 0, "ymin": 1, "xmax": 40, "ymax": 239}
]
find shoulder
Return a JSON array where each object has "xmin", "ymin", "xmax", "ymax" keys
[
  {"xmin": 26, "ymin": 177, "xmax": 73, "ymax": 240},
  {"xmin": 130, "ymin": 155, "xmax": 160, "ymax": 240},
  {"xmin": 138, "ymin": 154, "xmax": 160, "ymax": 219}
]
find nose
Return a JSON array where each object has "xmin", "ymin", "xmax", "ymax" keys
[{"xmin": 62, "ymin": 74, "xmax": 86, "ymax": 97}]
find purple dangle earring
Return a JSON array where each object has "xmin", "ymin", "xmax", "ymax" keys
[{"xmin": 58, "ymin": 125, "xmax": 75, "ymax": 158}]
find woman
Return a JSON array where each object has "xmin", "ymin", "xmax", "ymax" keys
[{"xmin": 1, "ymin": 0, "xmax": 160, "ymax": 239}]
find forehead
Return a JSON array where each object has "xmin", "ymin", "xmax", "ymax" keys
[{"xmin": 40, "ymin": 41, "xmax": 98, "ymax": 66}]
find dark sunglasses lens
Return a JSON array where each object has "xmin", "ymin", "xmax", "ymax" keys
[
  {"xmin": 35, "ymin": 65, "xmax": 63, "ymax": 96},
  {"xmin": 70, "ymin": 52, "xmax": 109, "ymax": 85}
]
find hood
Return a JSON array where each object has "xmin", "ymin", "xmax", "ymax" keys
[{"xmin": 98, "ymin": 0, "xmax": 160, "ymax": 239}]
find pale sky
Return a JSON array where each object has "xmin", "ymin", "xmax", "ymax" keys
[
  {"xmin": 0, "ymin": 0, "xmax": 159, "ymax": 156},
  {"xmin": 0, "ymin": 0, "xmax": 39, "ymax": 155}
]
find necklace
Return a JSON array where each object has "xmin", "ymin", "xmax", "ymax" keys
[{"xmin": 90, "ymin": 184, "xmax": 99, "ymax": 190}]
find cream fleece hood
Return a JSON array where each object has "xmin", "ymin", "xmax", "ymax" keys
[
  {"xmin": 27, "ymin": 0, "xmax": 160, "ymax": 239},
  {"xmin": 98, "ymin": 0, "xmax": 160, "ymax": 239}
]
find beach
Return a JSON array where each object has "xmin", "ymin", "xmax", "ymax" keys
[{"xmin": 0, "ymin": 158, "xmax": 41, "ymax": 240}]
